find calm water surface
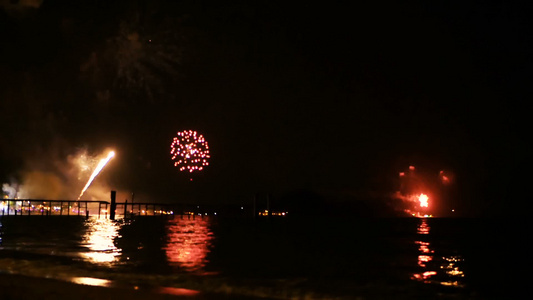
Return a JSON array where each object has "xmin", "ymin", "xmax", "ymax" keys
[{"xmin": 0, "ymin": 215, "xmax": 521, "ymax": 298}]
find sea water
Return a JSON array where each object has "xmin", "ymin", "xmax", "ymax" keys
[{"xmin": 0, "ymin": 215, "xmax": 522, "ymax": 299}]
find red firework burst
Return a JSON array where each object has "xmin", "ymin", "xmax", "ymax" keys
[{"xmin": 170, "ymin": 130, "xmax": 210, "ymax": 173}]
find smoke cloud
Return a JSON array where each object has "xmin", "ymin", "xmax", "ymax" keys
[
  {"xmin": 2, "ymin": 183, "xmax": 17, "ymax": 198},
  {"xmin": 2, "ymin": 147, "xmax": 115, "ymax": 200},
  {"xmin": 0, "ymin": 0, "xmax": 43, "ymax": 16}
]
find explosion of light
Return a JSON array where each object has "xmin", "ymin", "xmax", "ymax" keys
[
  {"xmin": 170, "ymin": 130, "xmax": 210, "ymax": 173},
  {"xmin": 78, "ymin": 151, "xmax": 115, "ymax": 200},
  {"xmin": 419, "ymin": 193, "xmax": 429, "ymax": 208}
]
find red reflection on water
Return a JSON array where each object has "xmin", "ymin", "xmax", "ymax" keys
[
  {"xmin": 418, "ymin": 255, "xmax": 432, "ymax": 267},
  {"xmin": 417, "ymin": 219, "xmax": 430, "ymax": 234},
  {"xmin": 411, "ymin": 219, "xmax": 466, "ymax": 287},
  {"xmin": 412, "ymin": 219, "xmax": 436, "ymax": 281},
  {"xmin": 163, "ymin": 217, "xmax": 213, "ymax": 272},
  {"xmin": 412, "ymin": 271, "xmax": 437, "ymax": 281},
  {"xmin": 158, "ymin": 287, "xmax": 201, "ymax": 296},
  {"xmin": 416, "ymin": 241, "xmax": 432, "ymax": 254}
]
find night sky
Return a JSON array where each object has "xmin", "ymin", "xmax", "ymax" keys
[{"xmin": 1, "ymin": 0, "xmax": 530, "ymax": 216}]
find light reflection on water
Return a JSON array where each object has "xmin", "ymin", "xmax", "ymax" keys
[
  {"xmin": 416, "ymin": 219, "xmax": 430, "ymax": 235},
  {"xmin": 70, "ymin": 276, "xmax": 112, "ymax": 287},
  {"xmin": 81, "ymin": 218, "xmax": 122, "ymax": 264},
  {"xmin": 163, "ymin": 217, "xmax": 214, "ymax": 272},
  {"xmin": 1, "ymin": 215, "xmax": 477, "ymax": 298},
  {"xmin": 411, "ymin": 218, "xmax": 466, "ymax": 287},
  {"xmin": 80, "ymin": 217, "xmax": 214, "ymax": 271}
]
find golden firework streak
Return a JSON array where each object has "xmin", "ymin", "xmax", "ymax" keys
[{"xmin": 78, "ymin": 151, "xmax": 115, "ymax": 200}]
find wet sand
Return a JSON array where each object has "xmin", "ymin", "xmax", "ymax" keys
[{"xmin": 0, "ymin": 273, "xmax": 252, "ymax": 300}]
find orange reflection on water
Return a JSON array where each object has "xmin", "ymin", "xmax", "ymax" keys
[
  {"xmin": 416, "ymin": 240, "xmax": 432, "ymax": 254},
  {"xmin": 417, "ymin": 255, "xmax": 432, "ymax": 267},
  {"xmin": 71, "ymin": 276, "xmax": 111, "ymax": 287},
  {"xmin": 440, "ymin": 256, "xmax": 465, "ymax": 287},
  {"xmin": 157, "ymin": 287, "xmax": 201, "ymax": 296},
  {"xmin": 416, "ymin": 238, "xmax": 434, "ymax": 268},
  {"xmin": 412, "ymin": 271, "xmax": 437, "ymax": 281},
  {"xmin": 164, "ymin": 217, "xmax": 214, "ymax": 272},
  {"xmin": 81, "ymin": 218, "xmax": 121, "ymax": 264},
  {"xmin": 411, "ymin": 219, "xmax": 466, "ymax": 287},
  {"xmin": 412, "ymin": 218, "xmax": 436, "ymax": 282},
  {"xmin": 417, "ymin": 219, "xmax": 430, "ymax": 234}
]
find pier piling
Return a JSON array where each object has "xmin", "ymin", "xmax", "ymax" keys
[{"xmin": 110, "ymin": 191, "xmax": 116, "ymax": 220}]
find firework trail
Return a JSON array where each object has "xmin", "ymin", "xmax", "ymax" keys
[
  {"xmin": 170, "ymin": 130, "xmax": 210, "ymax": 173},
  {"xmin": 78, "ymin": 151, "xmax": 115, "ymax": 200}
]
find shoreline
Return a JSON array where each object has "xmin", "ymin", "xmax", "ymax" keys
[{"xmin": 0, "ymin": 272, "xmax": 254, "ymax": 300}]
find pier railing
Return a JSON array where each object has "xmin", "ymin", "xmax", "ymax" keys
[
  {"xmin": 1, "ymin": 199, "xmax": 110, "ymax": 218},
  {"xmin": 0, "ymin": 199, "xmax": 214, "ymax": 220},
  {"xmin": 1, "ymin": 191, "xmax": 278, "ymax": 219}
]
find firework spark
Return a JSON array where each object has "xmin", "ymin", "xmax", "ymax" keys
[
  {"xmin": 170, "ymin": 130, "xmax": 210, "ymax": 173},
  {"xmin": 78, "ymin": 151, "xmax": 115, "ymax": 200},
  {"xmin": 439, "ymin": 170, "xmax": 452, "ymax": 185}
]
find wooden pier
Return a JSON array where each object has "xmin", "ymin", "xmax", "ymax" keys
[
  {"xmin": 0, "ymin": 191, "xmax": 272, "ymax": 220},
  {"xmin": 0, "ymin": 199, "xmax": 213, "ymax": 220},
  {"xmin": 0, "ymin": 199, "xmax": 110, "ymax": 218}
]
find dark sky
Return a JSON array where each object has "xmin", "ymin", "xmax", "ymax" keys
[{"xmin": 0, "ymin": 0, "xmax": 530, "ymax": 215}]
